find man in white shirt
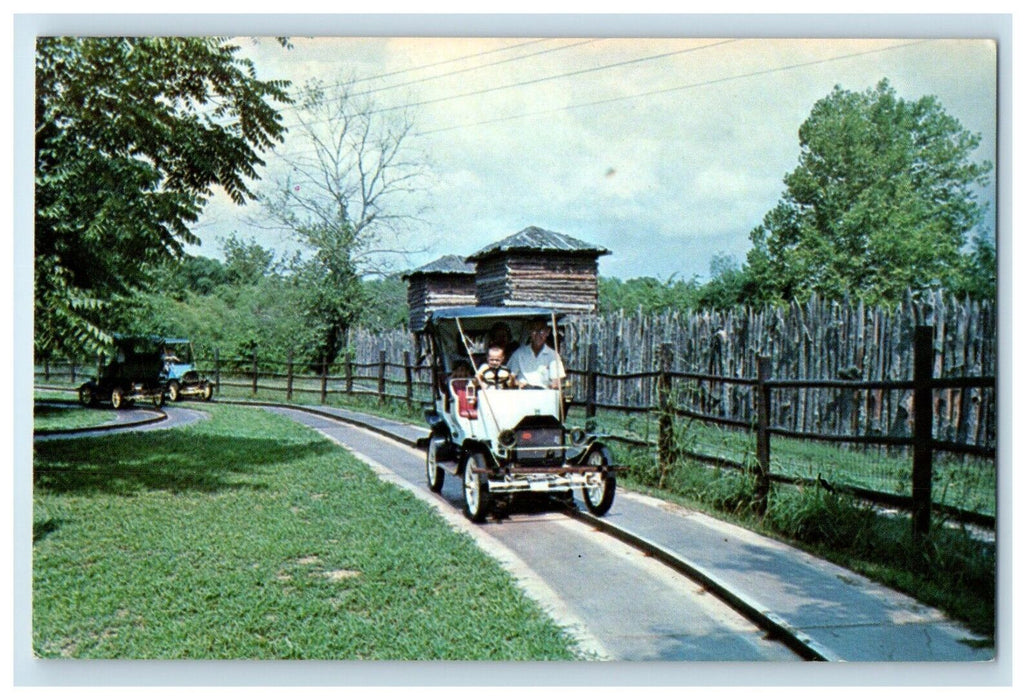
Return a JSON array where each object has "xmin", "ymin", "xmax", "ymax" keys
[{"xmin": 510, "ymin": 320, "xmax": 565, "ymax": 389}]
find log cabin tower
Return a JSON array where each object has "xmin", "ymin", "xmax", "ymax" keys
[
  {"xmin": 402, "ymin": 255, "xmax": 477, "ymax": 334},
  {"xmin": 466, "ymin": 226, "xmax": 610, "ymax": 315}
]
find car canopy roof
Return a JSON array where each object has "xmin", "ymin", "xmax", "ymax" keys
[{"xmin": 427, "ymin": 306, "xmax": 563, "ymax": 327}]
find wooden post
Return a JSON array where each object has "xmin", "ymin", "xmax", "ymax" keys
[
  {"xmin": 754, "ymin": 355, "xmax": 772, "ymax": 514},
  {"xmin": 345, "ymin": 356, "xmax": 354, "ymax": 395},
  {"xmin": 320, "ymin": 356, "xmax": 328, "ymax": 405},
  {"xmin": 251, "ymin": 349, "xmax": 258, "ymax": 396},
  {"xmin": 214, "ymin": 348, "xmax": 221, "ymax": 395},
  {"xmin": 586, "ymin": 342, "xmax": 598, "ymax": 420},
  {"xmin": 378, "ymin": 350, "xmax": 387, "ymax": 403},
  {"xmin": 70, "ymin": 359, "xmax": 77, "ymax": 384},
  {"xmin": 44, "ymin": 358, "xmax": 50, "ymax": 382},
  {"xmin": 286, "ymin": 348, "xmax": 294, "ymax": 402},
  {"xmin": 656, "ymin": 343, "xmax": 674, "ymax": 488},
  {"xmin": 404, "ymin": 350, "xmax": 413, "ymax": 406},
  {"xmin": 912, "ymin": 325, "xmax": 934, "ymax": 540}
]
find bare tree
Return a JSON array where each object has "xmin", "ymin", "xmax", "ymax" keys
[{"xmin": 253, "ymin": 77, "xmax": 431, "ymax": 364}]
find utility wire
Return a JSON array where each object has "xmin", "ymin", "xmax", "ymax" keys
[
  {"xmin": 368, "ymin": 39, "xmax": 738, "ymax": 116},
  {"xmin": 348, "ymin": 38, "xmax": 551, "ymax": 84},
  {"xmin": 275, "ymin": 38, "xmax": 556, "ymax": 114},
  {"xmin": 268, "ymin": 39, "xmax": 731, "ymax": 159},
  {"xmin": 414, "ymin": 39, "xmax": 929, "ymax": 136},
  {"xmin": 350, "ymin": 39, "xmax": 599, "ymax": 98}
]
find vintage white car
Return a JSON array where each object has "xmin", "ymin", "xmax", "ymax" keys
[{"xmin": 422, "ymin": 307, "xmax": 622, "ymax": 522}]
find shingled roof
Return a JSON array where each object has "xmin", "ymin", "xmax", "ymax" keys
[
  {"xmin": 466, "ymin": 226, "xmax": 610, "ymax": 262},
  {"xmin": 402, "ymin": 254, "xmax": 476, "ymax": 279}
]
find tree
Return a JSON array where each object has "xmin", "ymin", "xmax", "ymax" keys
[
  {"xmin": 598, "ymin": 275, "xmax": 700, "ymax": 314},
  {"xmin": 223, "ymin": 233, "xmax": 277, "ymax": 285},
  {"xmin": 253, "ymin": 77, "xmax": 429, "ymax": 365},
  {"xmin": 696, "ymin": 254, "xmax": 752, "ymax": 310},
  {"xmin": 35, "ymin": 37, "xmax": 291, "ymax": 357},
  {"xmin": 744, "ymin": 79, "xmax": 993, "ymax": 305}
]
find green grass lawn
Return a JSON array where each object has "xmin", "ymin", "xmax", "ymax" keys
[{"xmin": 32, "ymin": 403, "xmax": 581, "ymax": 660}]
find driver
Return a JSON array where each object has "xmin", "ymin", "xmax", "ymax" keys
[
  {"xmin": 475, "ymin": 345, "xmax": 514, "ymax": 389},
  {"xmin": 161, "ymin": 345, "xmax": 180, "ymax": 371},
  {"xmin": 510, "ymin": 320, "xmax": 565, "ymax": 389}
]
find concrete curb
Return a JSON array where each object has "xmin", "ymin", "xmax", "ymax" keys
[{"xmin": 563, "ymin": 506, "xmax": 840, "ymax": 661}]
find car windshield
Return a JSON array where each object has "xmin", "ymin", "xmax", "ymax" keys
[
  {"xmin": 429, "ymin": 310, "xmax": 562, "ymax": 373},
  {"xmin": 163, "ymin": 341, "xmax": 193, "ymax": 364}
]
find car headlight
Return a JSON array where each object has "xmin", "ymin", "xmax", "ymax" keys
[{"xmin": 498, "ymin": 429, "xmax": 516, "ymax": 448}]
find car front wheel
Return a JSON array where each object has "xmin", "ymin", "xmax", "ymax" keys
[
  {"xmin": 200, "ymin": 382, "xmax": 213, "ymax": 401},
  {"xmin": 462, "ymin": 452, "xmax": 492, "ymax": 523},
  {"xmin": 581, "ymin": 448, "xmax": 616, "ymax": 516},
  {"xmin": 167, "ymin": 381, "xmax": 180, "ymax": 402},
  {"xmin": 111, "ymin": 387, "xmax": 125, "ymax": 410}
]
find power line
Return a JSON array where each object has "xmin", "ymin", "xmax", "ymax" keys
[
  {"xmin": 348, "ymin": 38, "xmax": 552, "ymax": 84},
  {"xmin": 270, "ymin": 38, "xmax": 718, "ymax": 159},
  {"xmin": 414, "ymin": 40, "xmax": 930, "ymax": 137},
  {"xmin": 351, "ymin": 39, "xmax": 599, "ymax": 99},
  {"xmin": 275, "ymin": 38, "xmax": 557, "ymax": 115},
  {"xmin": 368, "ymin": 39, "xmax": 738, "ymax": 116}
]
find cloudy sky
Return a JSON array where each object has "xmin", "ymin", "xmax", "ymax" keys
[
  {"xmin": 177, "ymin": 23, "xmax": 999, "ymax": 283},
  {"xmin": 13, "ymin": 13, "xmax": 1004, "ymax": 286}
]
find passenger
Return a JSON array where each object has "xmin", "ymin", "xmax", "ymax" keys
[
  {"xmin": 510, "ymin": 320, "xmax": 565, "ymax": 390},
  {"xmin": 475, "ymin": 345, "xmax": 515, "ymax": 389},
  {"xmin": 488, "ymin": 322, "xmax": 519, "ymax": 358}
]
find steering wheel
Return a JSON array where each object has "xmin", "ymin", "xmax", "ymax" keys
[{"xmin": 481, "ymin": 366, "xmax": 513, "ymax": 388}]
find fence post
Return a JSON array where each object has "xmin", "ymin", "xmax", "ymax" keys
[
  {"xmin": 213, "ymin": 348, "xmax": 221, "ymax": 395},
  {"xmin": 656, "ymin": 343, "xmax": 674, "ymax": 488},
  {"xmin": 320, "ymin": 356, "xmax": 328, "ymax": 405},
  {"xmin": 70, "ymin": 359, "xmax": 76, "ymax": 384},
  {"xmin": 912, "ymin": 325, "xmax": 934, "ymax": 541},
  {"xmin": 345, "ymin": 356, "xmax": 354, "ymax": 395},
  {"xmin": 286, "ymin": 348, "xmax": 294, "ymax": 402},
  {"xmin": 44, "ymin": 358, "xmax": 50, "ymax": 382},
  {"xmin": 378, "ymin": 350, "xmax": 387, "ymax": 403},
  {"xmin": 586, "ymin": 342, "xmax": 598, "ymax": 420},
  {"xmin": 404, "ymin": 350, "xmax": 413, "ymax": 406},
  {"xmin": 754, "ymin": 355, "xmax": 772, "ymax": 514},
  {"xmin": 251, "ymin": 349, "xmax": 258, "ymax": 396}
]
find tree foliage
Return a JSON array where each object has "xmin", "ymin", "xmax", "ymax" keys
[
  {"xmin": 34, "ymin": 37, "xmax": 292, "ymax": 357},
  {"xmin": 112, "ymin": 243, "xmax": 408, "ymax": 368},
  {"xmin": 598, "ymin": 275, "xmax": 700, "ymax": 314},
  {"xmin": 745, "ymin": 79, "xmax": 993, "ymax": 305}
]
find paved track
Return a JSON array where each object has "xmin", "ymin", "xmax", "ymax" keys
[
  {"xmin": 264, "ymin": 405, "xmax": 803, "ymax": 662},
  {"xmin": 33, "ymin": 404, "xmax": 209, "ymax": 440}
]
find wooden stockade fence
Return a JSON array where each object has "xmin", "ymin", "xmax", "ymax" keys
[{"xmin": 560, "ymin": 291, "xmax": 995, "ymax": 446}]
